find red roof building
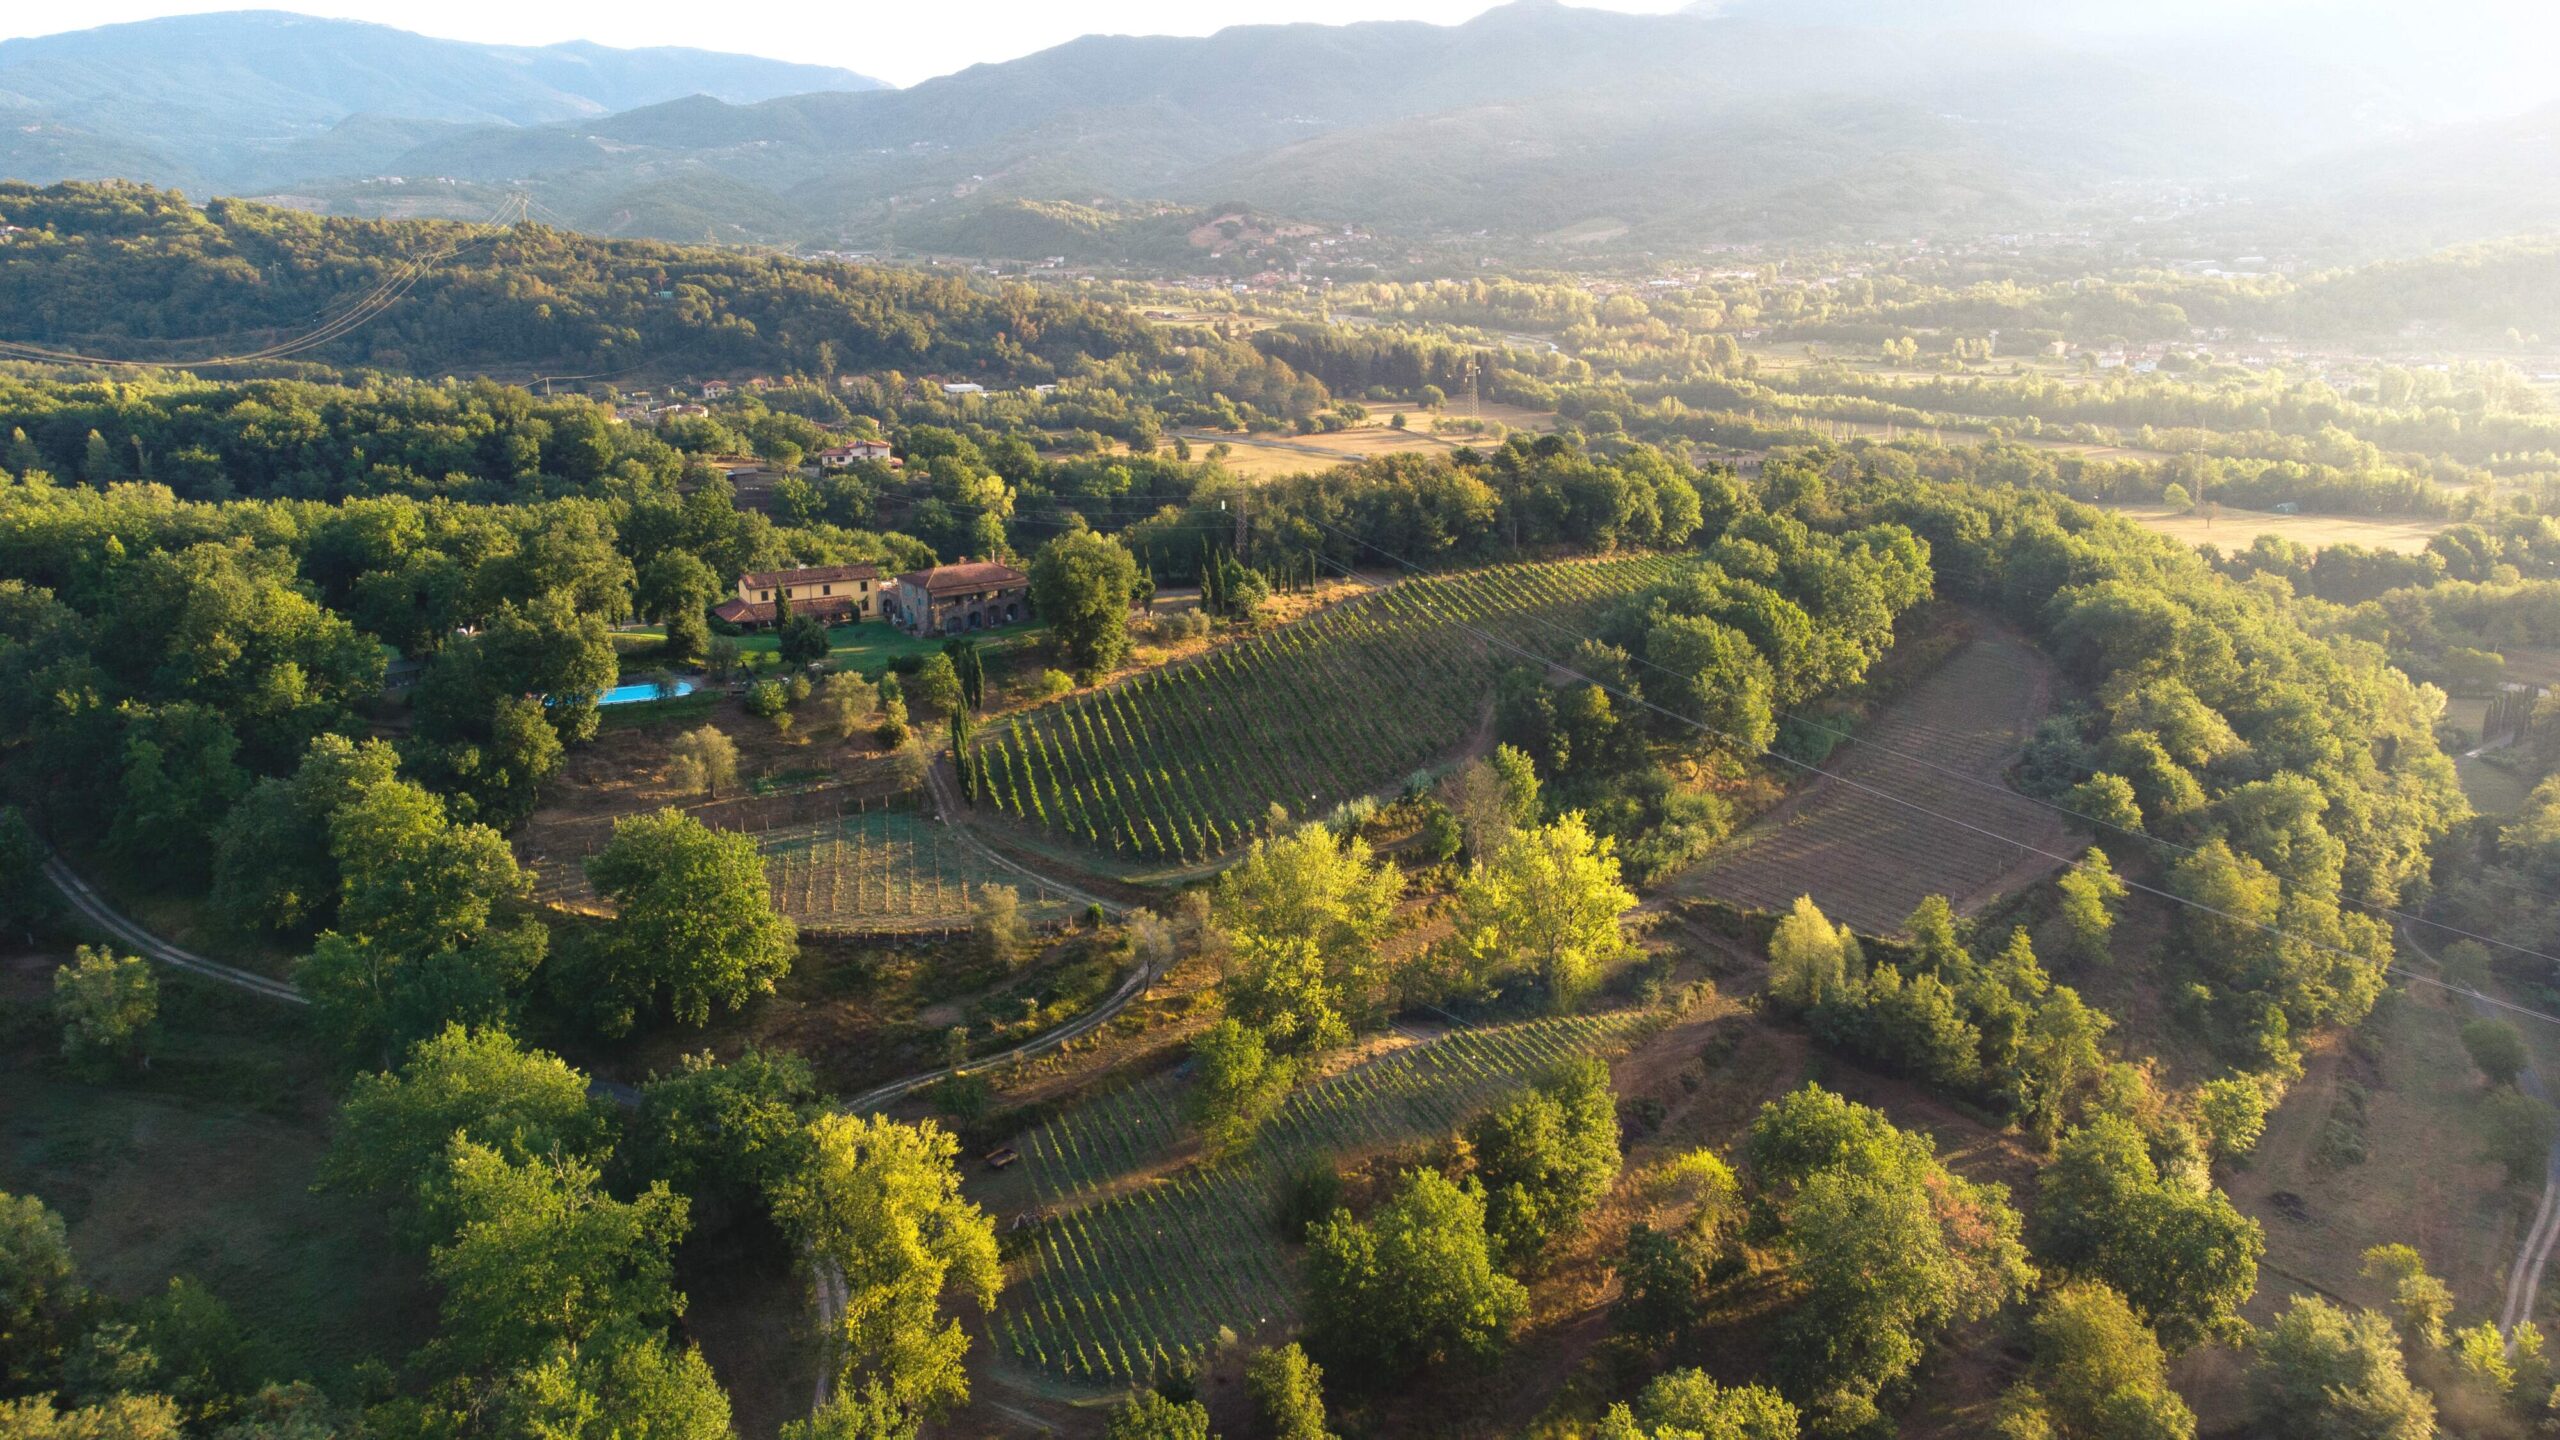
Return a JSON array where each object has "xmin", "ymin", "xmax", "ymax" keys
[
  {"xmin": 886, "ymin": 558, "xmax": 1031, "ymax": 635},
  {"xmin": 710, "ymin": 563, "xmax": 882, "ymax": 629}
]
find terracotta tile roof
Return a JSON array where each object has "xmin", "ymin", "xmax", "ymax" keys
[
  {"xmin": 897, "ymin": 560, "xmax": 1028, "ymax": 595},
  {"xmin": 739, "ymin": 563, "xmax": 880, "ymax": 588},
  {"xmin": 712, "ymin": 593, "xmax": 866, "ymax": 625}
]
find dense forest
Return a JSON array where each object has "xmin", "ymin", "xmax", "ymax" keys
[{"xmin": 0, "ymin": 182, "xmax": 1163, "ymax": 377}]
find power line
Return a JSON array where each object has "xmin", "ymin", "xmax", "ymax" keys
[
  {"xmin": 1255, "ymin": 534, "xmax": 2560, "ymax": 1031},
  {"xmin": 0, "ymin": 194, "xmax": 527, "ymax": 371}
]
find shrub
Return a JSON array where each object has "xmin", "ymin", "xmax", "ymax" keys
[
  {"xmin": 2479, "ymin": 1089, "xmax": 2556, "ymax": 1185},
  {"xmin": 2462, "ymin": 1018, "xmax": 2528, "ymax": 1087},
  {"xmin": 52, "ymin": 947, "xmax": 157, "ymax": 1073}
]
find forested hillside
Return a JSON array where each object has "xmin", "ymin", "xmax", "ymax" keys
[{"xmin": 0, "ymin": 184, "xmax": 1161, "ymax": 378}]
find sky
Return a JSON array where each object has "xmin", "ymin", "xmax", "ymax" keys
[
  {"xmin": 6, "ymin": 0, "xmax": 2558, "ymax": 96},
  {"xmin": 0, "ymin": 0, "xmax": 1695, "ymax": 87}
]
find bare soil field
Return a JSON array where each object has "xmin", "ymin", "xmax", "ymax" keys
[
  {"xmin": 1668, "ymin": 627, "xmax": 2077, "ymax": 935},
  {"xmin": 2107, "ymin": 502, "xmax": 2456, "ymax": 555}
]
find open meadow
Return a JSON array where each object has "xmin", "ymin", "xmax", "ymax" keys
[
  {"xmin": 1669, "ymin": 626, "xmax": 2076, "ymax": 934},
  {"xmin": 0, "ymin": 957, "xmax": 434, "ymax": 1384},
  {"xmin": 2106, "ymin": 502, "xmax": 2457, "ymax": 555}
]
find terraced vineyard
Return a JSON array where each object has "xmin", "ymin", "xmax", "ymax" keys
[
  {"xmin": 967, "ymin": 556, "xmax": 1688, "ymax": 862},
  {"xmin": 1670, "ymin": 629, "xmax": 2076, "ymax": 934},
  {"xmin": 995, "ymin": 1013, "xmax": 1638, "ymax": 1383}
]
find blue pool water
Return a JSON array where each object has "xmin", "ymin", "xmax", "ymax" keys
[{"xmin": 596, "ymin": 679, "xmax": 697, "ymax": 706}]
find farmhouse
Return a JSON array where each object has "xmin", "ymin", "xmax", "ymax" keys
[
  {"xmin": 711, "ymin": 563, "xmax": 882, "ymax": 629},
  {"xmin": 816, "ymin": 438, "xmax": 894, "ymax": 469},
  {"xmin": 887, "ymin": 558, "xmax": 1030, "ymax": 635}
]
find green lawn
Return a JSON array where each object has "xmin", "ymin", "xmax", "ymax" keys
[{"xmin": 618, "ymin": 619, "xmax": 1049, "ymax": 676}]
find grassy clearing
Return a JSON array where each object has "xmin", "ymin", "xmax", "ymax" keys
[
  {"xmin": 2105, "ymin": 502, "xmax": 2455, "ymax": 555},
  {"xmin": 0, "ymin": 952, "xmax": 434, "ymax": 1384},
  {"xmin": 1670, "ymin": 627, "xmax": 2074, "ymax": 935},
  {"xmin": 616, "ymin": 617, "xmax": 1049, "ymax": 678}
]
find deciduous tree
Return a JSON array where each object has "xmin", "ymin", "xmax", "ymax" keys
[
  {"xmin": 1449, "ymin": 812, "xmax": 1636, "ymax": 1012},
  {"xmin": 1248, "ymin": 1344, "xmax": 1335, "ymax": 1440},
  {"xmin": 1029, "ymin": 530, "xmax": 1140, "ymax": 681},
  {"xmin": 2031, "ymin": 1115, "xmax": 2261, "ymax": 1348},
  {"xmin": 1305, "ymin": 1168, "xmax": 1527, "ymax": 1384},
  {"xmin": 666, "ymin": 724, "xmax": 741, "ymax": 799},
  {"xmin": 1468, "ymin": 1058, "xmax": 1621, "ymax": 1267},
  {"xmin": 52, "ymin": 947, "xmax": 156, "ymax": 1074},
  {"xmin": 2056, "ymin": 849, "xmax": 2127, "ymax": 962},
  {"xmin": 2248, "ymin": 1297, "xmax": 2433, "ymax": 1440},
  {"xmin": 1193, "ymin": 1019, "xmax": 1297, "ymax": 1159},
  {"xmin": 1997, "ymin": 1281, "xmax": 2195, "ymax": 1440},
  {"xmin": 1593, "ymin": 1369, "xmax": 1799, "ymax": 1440},
  {"xmin": 322, "ymin": 1024, "xmax": 614, "ymax": 1246},
  {"xmin": 770, "ymin": 1115, "xmax": 1000, "ymax": 1440},
  {"xmin": 1214, "ymin": 824, "xmax": 1403, "ymax": 1051},
  {"xmin": 584, "ymin": 808, "xmax": 798, "ymax": 1033}
]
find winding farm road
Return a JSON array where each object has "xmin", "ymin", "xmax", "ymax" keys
[
  {"xmin": 43, "ymin": 806, "xmax": 1163, "ymax": 1424},
  {"xmin": 39, "ymin": 847, "xmax": 305, "ymax": 1005},
  {"xmin": 2399, "ymin": 923, "xmax": 2560, "ymax": 1337}
]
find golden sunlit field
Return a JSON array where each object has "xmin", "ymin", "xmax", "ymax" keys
[{"xmin": 2106, "ymin": 503, "xmax": 2457, "ymax": 555}]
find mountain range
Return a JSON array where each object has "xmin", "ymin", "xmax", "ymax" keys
[
  {"xmin": 0, "ymin": 11, "xmax": 882, "ymax": 195},
  {"xmin": 3, "ymin": 3, "xmax": 2558, "ymax": 260}
]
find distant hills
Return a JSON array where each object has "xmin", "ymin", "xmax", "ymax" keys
[
  {"xmin": 0, "ymin": 10, "xmax": 883, "ymax": 194},
  {"xmin": 2, "ymin": 2, "xmax": 2557, "ymax": 261}
]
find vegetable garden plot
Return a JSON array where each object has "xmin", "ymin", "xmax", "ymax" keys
[
  {"xmin": 527, "ymin": 791, "xmax": 1063, "ymax": 932},
  {"xmin": 1672, "ymin": 630, "xmax": 2076, "ymax": 934},
  {"xmin": 998, "ymin": 1012, "xmax": 1639, "ymax": 1384},
  {"xmin": 968, "ymin": 556, "xmax": 1688, "ymax": 863},
  {"xmin": 758, "ymin": 807, "xmax": 1075, "ymax": 933}
]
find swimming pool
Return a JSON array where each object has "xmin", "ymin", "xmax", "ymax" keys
[{"xmin": 596, "ymin": 679, "xmax": 698, "ymax": 706}]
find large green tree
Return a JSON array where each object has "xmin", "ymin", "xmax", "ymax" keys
[
  {"xmin": 2247, "ymin": 1297, "xmax": 2434, "ymax": 1440},
  {"xmin": 1213, "ymin": 823, "xmax": 1403, "ymax": 1053},
  {"xmin": 582, "ymin": 808, "xmax": 798, "ymax": 1034},
  {"xmin": 299, "ymin": 772, "xmax": 546, "ymax": 1061},
  {"xmin": 1305, "ymin": 1168, "xmax": 1528, "ymax": 1385},
  {"xmin": 771, "ymin": 1114, "xmax": 1000, "ymax": 1440},
  {"xmin": 1468, "ymin": 1057, "xmax": 1621, "ymax": 1267},
  {"xmin": 426, "ymin": 1140, "xmax": 691, "ymax": 1379},
  {"xmin": 1594, "ymin": 1369, "xmax": 1799, "ymax": 1440},
  {"xmin": 322, "ymin": 1024, "xmax": 615, "ymax": 1246},
  {"xmin": 2031, "ymin": 1115, "xmax": 2262, "ymax": 1349},
  {"xmin": 1028, "ymin": 530, "xmax": 1140, "ymax": 681},
  {"xmin": 1747, "ymin": 1086, "xmax": 2031, "ymax": 1436},
  {"xmin": 1998, "ymin": 1281, "xmax": 2196, "ymax": 1440},
  {"xmin": 1448, "ymin": 812, "xmax": 1636, "ymax": 1011}
]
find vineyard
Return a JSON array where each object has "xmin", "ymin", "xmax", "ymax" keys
[
  {"xmin": 758, "ymin": 807, "xmax": 1077, "ymax": 932},
  {"xmin": 1671, "ymin": 630, "xmax": 2074, "ymax": 933},
  {"xmin": 965, "ymin": 556, "xmax": 1690, "ymax": 863},
  {"xmin": 994, "ymin": 1013, "xmax": 1638, "ymax": 1383},
  {"xmin": 531, "ymin": 793, "xmax": 1070, "ymax": 933}
]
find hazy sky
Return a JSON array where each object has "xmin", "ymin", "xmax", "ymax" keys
[
  {"xmin": 0, "ymin": 1, "xmax": 1693, "ymax": 87},
  {"xmin": 8, "ymin": 0, "xmax": 2559, "ymax": 96}
]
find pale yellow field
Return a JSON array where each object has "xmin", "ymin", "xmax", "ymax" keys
[
  {"xmin": 2105, "ymin": 503, "xmax": 2455, "ymax": 555},
  {"xmin": 1180, "ymin": 404, "xmax": 1558, "ymax": 480}
]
